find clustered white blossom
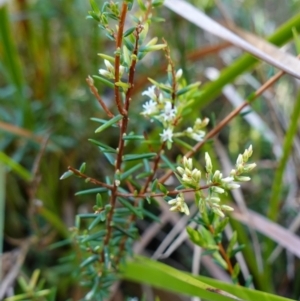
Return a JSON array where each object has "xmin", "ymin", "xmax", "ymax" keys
[
  {"xmin": 168, "ymin": 193, "xmax": 190, "ymax": 215},
  {"xmin": 168, "ymin": 145, "xmax": 256, "ymax": 217},
  {"xmin": 141, "ymin": 69, "xmax": 209, "ymax": 145}
]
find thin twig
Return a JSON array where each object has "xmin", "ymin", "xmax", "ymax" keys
[{"xmin": 86, "ymin": 76, "xmax": 114, "ymax": 118}]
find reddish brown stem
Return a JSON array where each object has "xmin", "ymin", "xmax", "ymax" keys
[
  {"xmin": 86, "ymin": 76, "xmax": 114, "ymax": 118},
  {"xmin": 68, "ymin": 166, "xmax": 114, "ymax": 190},
  {"xmin": 114, "ymin": 3, "xmax": 128, "ymax": 115}
]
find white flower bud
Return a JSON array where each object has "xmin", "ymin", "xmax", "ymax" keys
[
  {"xmin": 183, "ymin": 156, "xmax": 193, "ymax": 170},
  {"xmin": 175, "ymin": 68, "xmax": 183, "ymax": 80},
  {"xmin": 235, "ymin": 176, "xmax": 251, "ymax": 182},
  {"xmin": 236, "ymin": 154, "xmax": 243, "ymax": 167},
  {"xmin": 212, "ymin": 186, "xmax": 225, "ymax": 194},
  {"xmin": 205, "ymin": 152, "xmax": 212, "ymax": 173},
  {"xmin": 213, "ymin": 170, "xmax": 222, "ymax": 182},
  {"xmin": 243, "ymin": 163, "xmax": 256, "ymax": 172},
  {"xmin": 104, "ymin": 59, "xmax": 114, "ymax": 72},
  {"xmin": 182, "ymin": 202, "xmax": 190, "ymax": 215},
  {"xmin": 99, "ymin": 69, "xmax": 111, "ymax": 78},
  {"xmin": 213, "ymin": 208, "xmax": 225, "ymax": 218},
  {"xmin": 176, "ymin": 166, "xmax": 185, "ymax": 175},
  {"xmin": 227, "ymin": 183, "xmax": 240, "ymax": 190},
  {"xmin": 221, "ymin": 205, "xmax": 234, "ymax": 211},
  {"xmin": 221, "ymin": 176, "xmax": 233, "ymax": 183}
]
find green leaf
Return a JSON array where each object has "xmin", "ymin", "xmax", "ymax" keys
[
  {"xmin": 214, "ymin": 217, "xmax": 229, "ymax": 236},
  {"xmin": 122, "ymin": 135, "xmax": 145, "ymax": 140},
  {"xmin": 88, "ymin": 139, "xmax": 117, "ymax": 153},
  {"xmin": 160, "ymin": 154, "xmax": 176, "ymax": 171},
  {"xmin": 93, "ymin": 75, "xmax": 114, "ymax": 89},
  {"xmin": 186, "ymin": 227, "xmax": 207, "ymax": 248},
  {"xmin": 59, "ymin": 170, "xmax": 74, "ymax": 180},
  {"xmin": 96, "ymin": 193, "xmax": 103, "ymax": 207},
  {"xmin": 137, "ymin": 0, "xmax": 147, "ymax": 11},
  {"xmin": 176, "ymin": 82, "xmax": 201, "ymax": 96},
  {"xmin": 88, "ymin": 212, "xmax": 106, "ymax": 230},
  {"xmin": 75, "ymin": 187, "xmax": 108, "ymax": 196},
  {"xmin": 81, "ymin": 230, "xmax": 106, "ymax": 242},
  {"xmin": 232, "ymin": 263, "xmax": 240, "ymax": 280},
  {"xmin": 123, "ymin": 27, "xmax": 136, "ymax": 37},
  {"xmin": 123, "ymin": 153, "xmax": 156, "ymax": 161},
  {"xmin": 151, "ymin": 179, "xmax": 158, "ymax": 192},
  {"xmin": 89, "ymin": 0, "xmax": 100, "ymax": 13},
  {"xmin": 142, "ymin": 209, "xmax": 161, "ymax": 223},
  {"xmin": 158, "ymin": 183, "xmax": 168, "ymax": 195},
  {"xmin": 124, "ymin": 37, "xmax": 134, "ymax": 51},
  {"xmin": 79, "ymin": 162, "xmax": 86, "ymax": 173},
  {"xmin": 230, "ymin": 245, "xmax": 245, "ymax": 258},
  {"xmin": 112, "ymin": 224, "xmax": 137, "ymax": 239},
  {"xmin": 121, "ymin": 163, "xmax": 143, "ymax": 180},
  {"xmin": 118, "ymin": 198, "xmax": 143, "ymax": 219},
  {"xmin": 136, "ymin": 171, "xmax": 153, "ymax": 179},
  {"xmin": 226, "ymin": 231, "xmax": 237, "ymax": 257},
  {"xmin": 95, "ymin": 114, "xmax": 123, "ymax": 133},
  {"xmin": 80, "ymin": 255, "xmax": 99, "ymax": 268}
]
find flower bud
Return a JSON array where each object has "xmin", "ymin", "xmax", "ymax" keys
[{"xmin": 205, "ymin": 152, "xmax": 212, "ymax": 173}]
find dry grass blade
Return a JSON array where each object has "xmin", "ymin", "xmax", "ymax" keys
[
  {"xmin": 232, "ymin": 208, "xmax": 300, "ymax": 258},
  {"xmin": 164, "ymin": 0, "xmax": 300, "ymax": 79}
]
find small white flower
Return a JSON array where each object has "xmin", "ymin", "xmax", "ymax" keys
[
  {"xmin": 168, "ymin": 194, "xmax": 190, "ymax": 215},
  {"xmin": 160, "ymin": 128, "xmax": 173, "ymax": 142},
  {"xmin": 142, "ymin": 85, "xmax": 156, "ymax": 99},
  {"xmin": 161, "ymin": 102, "xmax": 177, "ymax": 122},
  {"xmin": 190, "ymin": 131, "xmax": 205, "ymax": 142},
  {"xmin": 142, "ymin": 99, "xmax": 158, "ymax": 115}
]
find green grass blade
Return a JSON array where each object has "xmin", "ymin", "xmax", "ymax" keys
[
  {"xmin": 194, "ymin": 12, "xmax": 300, "ymax": 108},
  {"xmin": 0, "ymin": 5, "xmax": 24, "ymax": 91},
  {"xmin": 0, "ymin": 162, "xmax": 5, "ymax": 280},
  {"xmin": 121, "ymin": 256, "xmax": 296, "ymax": 301},
  {"xmin": 0, "ymin": 152, "xmax": 32, "ymax": 181},
  {"xmin": 268, "ymin": 92, "xmax": 300, "ymax": 221}
]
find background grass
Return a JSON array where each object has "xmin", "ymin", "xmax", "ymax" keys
[{"xmin": 1, "ymin": 0, "xmax": 300, "ymax": 300}]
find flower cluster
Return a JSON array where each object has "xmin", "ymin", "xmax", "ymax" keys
[
  {"xmin": 141, "ymin": 70, "xmax": 209, "ymax": 145},
  {"xmin": 176, "ymin": 156, "xmax": 201, "ymax": 189},
  {"xmin": 169, "ymin": 146, "xmax": 256, "ymax": 217},
  {"xmin": 168, "ymin": 193, "xmax": 190, "ymax": 215}
]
